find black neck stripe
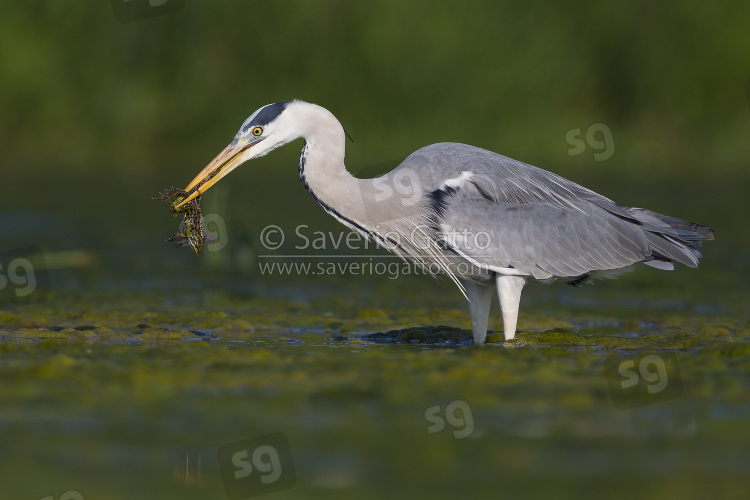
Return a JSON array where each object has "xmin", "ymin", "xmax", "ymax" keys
[{"xmin": 297, "ymin": 146, "xmax": 407, "ymax": 253}]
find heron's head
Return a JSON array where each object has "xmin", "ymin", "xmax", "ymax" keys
[{"xmin": 176, "ymin": 100, "xmax": 317, "ymax": 208}]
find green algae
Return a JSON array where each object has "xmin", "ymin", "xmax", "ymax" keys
[
  {"xmin": 0, "ymin": 325, "xmax": 210, "ymax": 343},
  {"xmin": 0, "ymin": 284, "xmax": 748, "ymax": 500}
]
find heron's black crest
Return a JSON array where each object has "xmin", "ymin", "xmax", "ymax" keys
[{"xmin": 242, "ymin": 101, "xmax": 291, "ymax": 132}]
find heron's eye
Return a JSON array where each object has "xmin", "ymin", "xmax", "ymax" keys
[{"xmin": 252, "ymin": 127, "xmax": 263, "ymax": 136}]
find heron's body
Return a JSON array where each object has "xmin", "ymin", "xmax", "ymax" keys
[{"xmin": 178, "ymin": 100, "xmax": 714, "ymax": 344}]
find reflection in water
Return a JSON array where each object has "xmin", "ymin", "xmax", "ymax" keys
[{"xmin": 173, "ymin": 451, "xmax": 202, "ymax": 487}]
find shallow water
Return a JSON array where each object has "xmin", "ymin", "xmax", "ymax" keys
[
  {"xmin": 1, "ymin": 173, "xmax": 749, "ymax": 499},
  {"xmin": 1, "ymin": 277, "xmax": 749, "ymax": 499}
]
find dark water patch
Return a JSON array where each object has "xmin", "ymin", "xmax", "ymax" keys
[{"xmin": 360, "ymin": 325, "xmax": 474, "ymax": 345}]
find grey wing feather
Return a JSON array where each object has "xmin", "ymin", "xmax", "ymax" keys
[
  {"xmin": 401, "ymin": 142, "xmax": 609, "ymax": 210},
  {"xmin": 441, "ymin": 199, "xmax": 648, "ymax": 279},
  {"xmin": 396, "ymin": 142, "xmax": 713, "ymax": 278}
]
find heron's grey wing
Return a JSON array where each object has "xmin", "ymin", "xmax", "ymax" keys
[
  {"xmin": 391, "ymin": 142, "xmax": 708, "ymax": 275},
  {"xmin": 397, "ymin": 142, "xmax": 611, "ymax": 211},
  {"xmin": 370, "ymin": 142, "xmax": 708, "ymax": 279},
  {"xmin": 439, "ymin": 198, "xmax": 651, "ymax": 279}
]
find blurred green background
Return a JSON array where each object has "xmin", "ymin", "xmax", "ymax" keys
[
  {"xmin": 3, "ymin": 1, "xmax": 750, "ymax": 174},
  {"xmin": 2, "ymin": 0, "xmax": 748, "ymax": 281},
  {"xmin": 1, "ymin": 2, "xmax": 750, "ymax": 499}
]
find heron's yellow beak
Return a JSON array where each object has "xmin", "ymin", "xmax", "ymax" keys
[{"xmin": 175, "ymin": 139, "xmax": 260, "ymax": 209}]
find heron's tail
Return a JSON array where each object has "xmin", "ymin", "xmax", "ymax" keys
[{"xmin": 624, "ymin": 207, "xmax": 714, "ymax": 270}]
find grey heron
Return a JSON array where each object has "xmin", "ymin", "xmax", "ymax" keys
[{"xmin": 175, "ymin": 100, "xmax": 714, "ymax": 345}]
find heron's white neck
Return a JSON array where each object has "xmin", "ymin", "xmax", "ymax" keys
[{"xmin": 292, "ymin": 103, "xmax": 370, "ymax": 228}]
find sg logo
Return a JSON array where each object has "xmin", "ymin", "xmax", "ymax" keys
[
  {"xmin": 231, "ymin": 445, "xmax": 282, "ymax": 484},
  {"xmin": 111, "ymin": 0, "xmax": 186, "ymax": 23},
  {"xmin": 372, "ymin": 167, "xmax": 424, "ymax": 207},
  {"xmin": 565, "ymin": 123, "xmax": 615, "ymax": 161},
  {"xmin": 1, "ymin": 246, "xmax": 47, "ymax": 299},
  {"xmin": 218, "ymin": 433, "xmax": 296, "ymax": 499},
  {"xmin": 424, "ymin": 399, "xmax": 475, "ymax": 439},
  {"xmin": 40, "ymin": 491, "xmax": 84, "ymax": 500},
  {"xmin": 0, "ymin": 256, "xmax": 35, "ymax": 298},
  {"xmin": 607, "ymin": 354, "xmax": 683, "ymax": 410}
]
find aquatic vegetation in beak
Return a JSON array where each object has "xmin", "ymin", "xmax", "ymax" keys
[{"xmin": 157, "ymin": 188, "xmax": 214, "ymax": 254}]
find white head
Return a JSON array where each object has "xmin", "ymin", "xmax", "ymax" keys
[{"xmin": 176, "ymin": 100, "xmax": 344, "ymax": 207}]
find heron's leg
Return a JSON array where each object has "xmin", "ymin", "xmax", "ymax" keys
[
  {"xmin": 496, "ymin": 275, "xmax": 526, "ymax": 340},
  {"xmin": 465, "ymin": 281, "xmax": 495, "ymax": 345}
]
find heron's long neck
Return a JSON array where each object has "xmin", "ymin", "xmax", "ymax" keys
[{"xmin": 298, "ymin": 128, "xmax": 370, "ymax": 230}]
